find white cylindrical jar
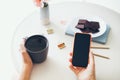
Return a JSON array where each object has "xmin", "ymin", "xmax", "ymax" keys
[{"xmin": 40, "ymin": 2, "xmax": 50, "ymax": 25}]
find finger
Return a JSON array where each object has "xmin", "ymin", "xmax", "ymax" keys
[
  {"xmin": 19, "ymin": 39, "xmax": 26, "ymax": 53},
  {"xmin": 76, "ymin": 67, "xmax": 83, "ymax": 70},
  {"xmin": 20, "ymin": 38, "xmax": 33, "ymax": 64},
  {"xmin": 69, "ymin": 58, "xmax": 72, "ymax": 62},
  {"xmin": 21, "ymin": 51, "xmax": 29, "ymax": 60},
  {"xmin": 20, "ymin": 45, "xmax": 29, "ymax": 62},
  {"xmin": 69, "ymin": 52, "xmax": 73, "ymax": 56},
  {"xmin": 20, "ymin": 44, "xmax": 25, "ymax": 52},
  {"xmin": 21, "ymin": 51, "xmax": 32, "ymax": 64},
  {"xmin": 69, "ymin": 64, "xmax": 77, "ymax": 75},
  {"xmin": 89, "ymin": 51, "xmax": 95, "ymax": 66}
]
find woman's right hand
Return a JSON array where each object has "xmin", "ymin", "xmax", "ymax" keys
[{"xmin": 69, "ymin": 51, "xmax": 96, "ymax": 80}]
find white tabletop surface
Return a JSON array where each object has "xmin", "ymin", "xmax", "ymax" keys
[
  {"xmin": 11, "ymin": 1, "xmax": 120, "ymax": 80},
  {"xmin": 0, "ymin": 0, "xmax": 120, "ymax": 80}
]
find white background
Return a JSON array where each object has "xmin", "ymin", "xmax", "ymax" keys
[{"xmin": 0, "ymin": 0, "xmax": 120, "ymax": 80}]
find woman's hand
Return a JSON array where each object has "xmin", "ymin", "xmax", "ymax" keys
[
  {"xmin": 69, "ymin": 51, "xmax": 96, "ymax": 80},
  {"xmin": 19, "ymin": 40, "xmax": 33, "ymax": 80}
]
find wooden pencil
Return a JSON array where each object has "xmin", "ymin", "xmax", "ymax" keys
[
  {"xmin": 93, "ymin": 53, "xmax": 110, "ymax": 59},
  {"xmin": 91, "ymin": 46, "xmax": 109, "ymax": 49}
]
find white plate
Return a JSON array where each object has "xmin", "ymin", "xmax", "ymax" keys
[{"xmin": 68, "ymin": 17, "xmax": 107, "ymax": 38}]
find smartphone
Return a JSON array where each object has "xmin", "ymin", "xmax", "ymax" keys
[{"xmin": 72, "ymin": 33, "xmax": 91, "ymax": 67}]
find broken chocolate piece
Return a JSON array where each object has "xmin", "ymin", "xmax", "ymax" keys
[
  {"xmin": 90, "ymin": 21, "xmax": 100, "ymax": 29},
  {"xmin": 78, "ymin": 19, "xmax": 89, "ymax": 24},
  {"xmin": 75, "ymin": 19, "xmax": 100, "ymax": 33},
  {"xmin": 76, "ymin": 24, "xmax": 84, "ymax": 29}
]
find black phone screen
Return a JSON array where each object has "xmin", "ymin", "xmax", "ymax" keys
[{"xmin": 72, "ymin": 33, "xmax": 91, "ymax": 67}]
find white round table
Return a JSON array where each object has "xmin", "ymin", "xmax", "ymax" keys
[{"xmin": 12, "ymin": 1, "xmax": 120, "ymax": 80}]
